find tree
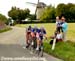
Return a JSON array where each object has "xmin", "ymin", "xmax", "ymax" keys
[
  {"xmin": 40, "ymin": 5, "xmax": 56, "ymax": 22},
  {"xmin": 70, "ymin": 6, "xmax": 75, "ymax": 19},
  {"xmin": 28, "ymin": 14, "xmax": 36, "ymax": 20},
  {"xmin": 0, "ymin": 14, "xmax": 7, "ymax": 29},
  {"xmin": 18, "ymin": 9, "xmax": 30, "ymax": 20},
  {"xmin": 56, "ymin": 3, "xmax": 66, "ymax": 17},
  {"xmin": 56, "ymin": 3, "xmax": 75, "ymax": 21},
  {"xmin": 65, "ymin": 3, "xmax": 75, "ymax": 20},
  {"xmin": 0, "ymin": 14, "xmax": 7, "ymax": 23},
  {"xmin": 8, "ymin": 7, "xmax": 19, "ymax": 20},
  {"xmin": 8, "ymin": 7, "xmax": 30, "ymax": 23}
]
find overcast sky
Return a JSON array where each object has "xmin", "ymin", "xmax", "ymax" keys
[{"xmin": 0, "ymin": 0, "xmax": 75, "ymax": 17}]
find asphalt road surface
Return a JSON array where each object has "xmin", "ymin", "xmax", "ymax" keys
[{"xmin": 0, "ymin": 27, "xmax": 62, "ymax": 61}]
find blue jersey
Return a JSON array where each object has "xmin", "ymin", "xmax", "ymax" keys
[
  {"xmin": 31, "ymin": 28, "xmax": 40, "ymax": 37},
  {"xmin": 39, "ymin": 29, "xmax": 46, "ymax": 36},
  {"xmin": 31, "ymin": 28, "xmax": 40, "ymax": 33},
  {"xmin": 39, "ymin": 29, "xmax": 46, "ymax": 40}
]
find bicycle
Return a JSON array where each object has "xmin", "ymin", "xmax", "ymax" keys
[{"xmin": 36, "ymin": 37, "xmax": 47, "ymax": 57}]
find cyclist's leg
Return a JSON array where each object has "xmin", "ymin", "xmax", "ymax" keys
[
  {"xmin": 40, "ymin": 40, "xmax": 44, "ymax": 57},
  {"xmin": 32, "ymin": 37, "xmax": 35, "ymax": 49},
  {"xmin": 28, "ymin": 34, "xmax": 30, "ymax": 44},
  {"xmin": 34, "ymin": 37, "xmax": 37, "ymax": 49},
  {"xmin": 26, "ymin": 32, "xmax": 31, "ymax": 47},
  {"xmin": 39, "ymin": 37, "xmax": 44, "ymax": 57},
  {"xmin": 36, "ymin": 38, "xmax": 40, "ymax": 50},
  {"xmin": 39, "ymin": 37, "xmax": 43, "ymax": 48},
  {"xmin": 40, "ymin": 40, "xmax": 43, "ymax": 50},
  {"xmin": 26, "ymin": 33, "xmax": 29, "ymax": 48}
]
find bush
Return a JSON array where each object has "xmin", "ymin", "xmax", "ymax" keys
[{"xmin": 0, "ymin": 26, "xmax": 12, "ymax": 33}]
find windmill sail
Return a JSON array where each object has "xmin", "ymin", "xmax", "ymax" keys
[{"xmin": 26, "ymin": 2, "xmax": 37, "ymax": 6}]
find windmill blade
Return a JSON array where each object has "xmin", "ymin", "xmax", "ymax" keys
[{"xmin": 26, "ymin": 2, "xmax": 37, "ymax": 6}]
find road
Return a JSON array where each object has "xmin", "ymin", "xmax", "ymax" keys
[{"xmin": 0, "ymin": 27, "xmax": 62, "ymax": 61}]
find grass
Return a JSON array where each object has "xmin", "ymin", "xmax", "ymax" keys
[
  {"xmin": 44, "ymin": 41, "xmax": 75, "ymax": 61},
  {"xmin": 16, "ymin": 23, "xmax": 75, "ymax": 61},
  {"xmin": 0, "ymin": 26, "xmax": 12, "ymax": 33}
]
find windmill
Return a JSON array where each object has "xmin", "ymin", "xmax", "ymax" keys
[{"xmin": 26, "ymin": 0, "xmax": 46, "ymax": 20}]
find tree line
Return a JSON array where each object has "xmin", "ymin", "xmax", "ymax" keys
[
  {"xmin": 0, "ymin": 14, "xmax": 7, "ymax": 23},
  {"xmin": 8, "ymin": 7, "xmax": 30, "ymax": 23},
  {"xmin": 40, "ymin": 3, "xmax": 75, "ymax": 22}
]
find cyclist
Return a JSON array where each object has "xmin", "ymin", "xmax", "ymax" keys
[
  {"xmin": 26, "ymin": 25, "xmax": 32, "ymax": 48},
  {"xmin": 31, "ymin": 25, "xmax": 39, "ymax": 49},
  {"xmin": 36, "ymin": 26, "xmax": 47, "ymax": 51}
]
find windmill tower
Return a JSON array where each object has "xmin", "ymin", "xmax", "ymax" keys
[{"xmin": 26, "ymin": 0, "xmax": 46, "ymax": 20}]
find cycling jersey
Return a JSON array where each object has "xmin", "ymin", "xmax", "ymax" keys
[
  {"xmin": 31, "ymin": 28, "xmax": 39, "ymax": 37},
  {"xmin": 39, "ymin": 29, "xmax": 46, "ymax": 40}
]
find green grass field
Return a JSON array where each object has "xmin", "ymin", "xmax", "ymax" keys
[{"xmin": 16, "ymin": 23, "xmax": 75, "ymax": 61}]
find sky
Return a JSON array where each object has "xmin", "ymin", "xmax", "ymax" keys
[{"xmin": 0, "ymin": 0, "xmax": 75, "ymax": 17}]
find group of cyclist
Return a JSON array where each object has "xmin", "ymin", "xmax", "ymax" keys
[
  {"xmin": 25, "ymin": 16, "xmax": 67, "ymax": 52},
  {"xmin": 25, "ymin": 25, "xmax": 47, "ymax": 51}
]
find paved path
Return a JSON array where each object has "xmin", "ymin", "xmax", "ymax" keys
[
  {"xmin": 0, "ymin": 27, "xmax": 62, "ymax": 61},
  {"xmin": 0, "ymin": 27, "xmax": 25, "ymax": 44}
]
